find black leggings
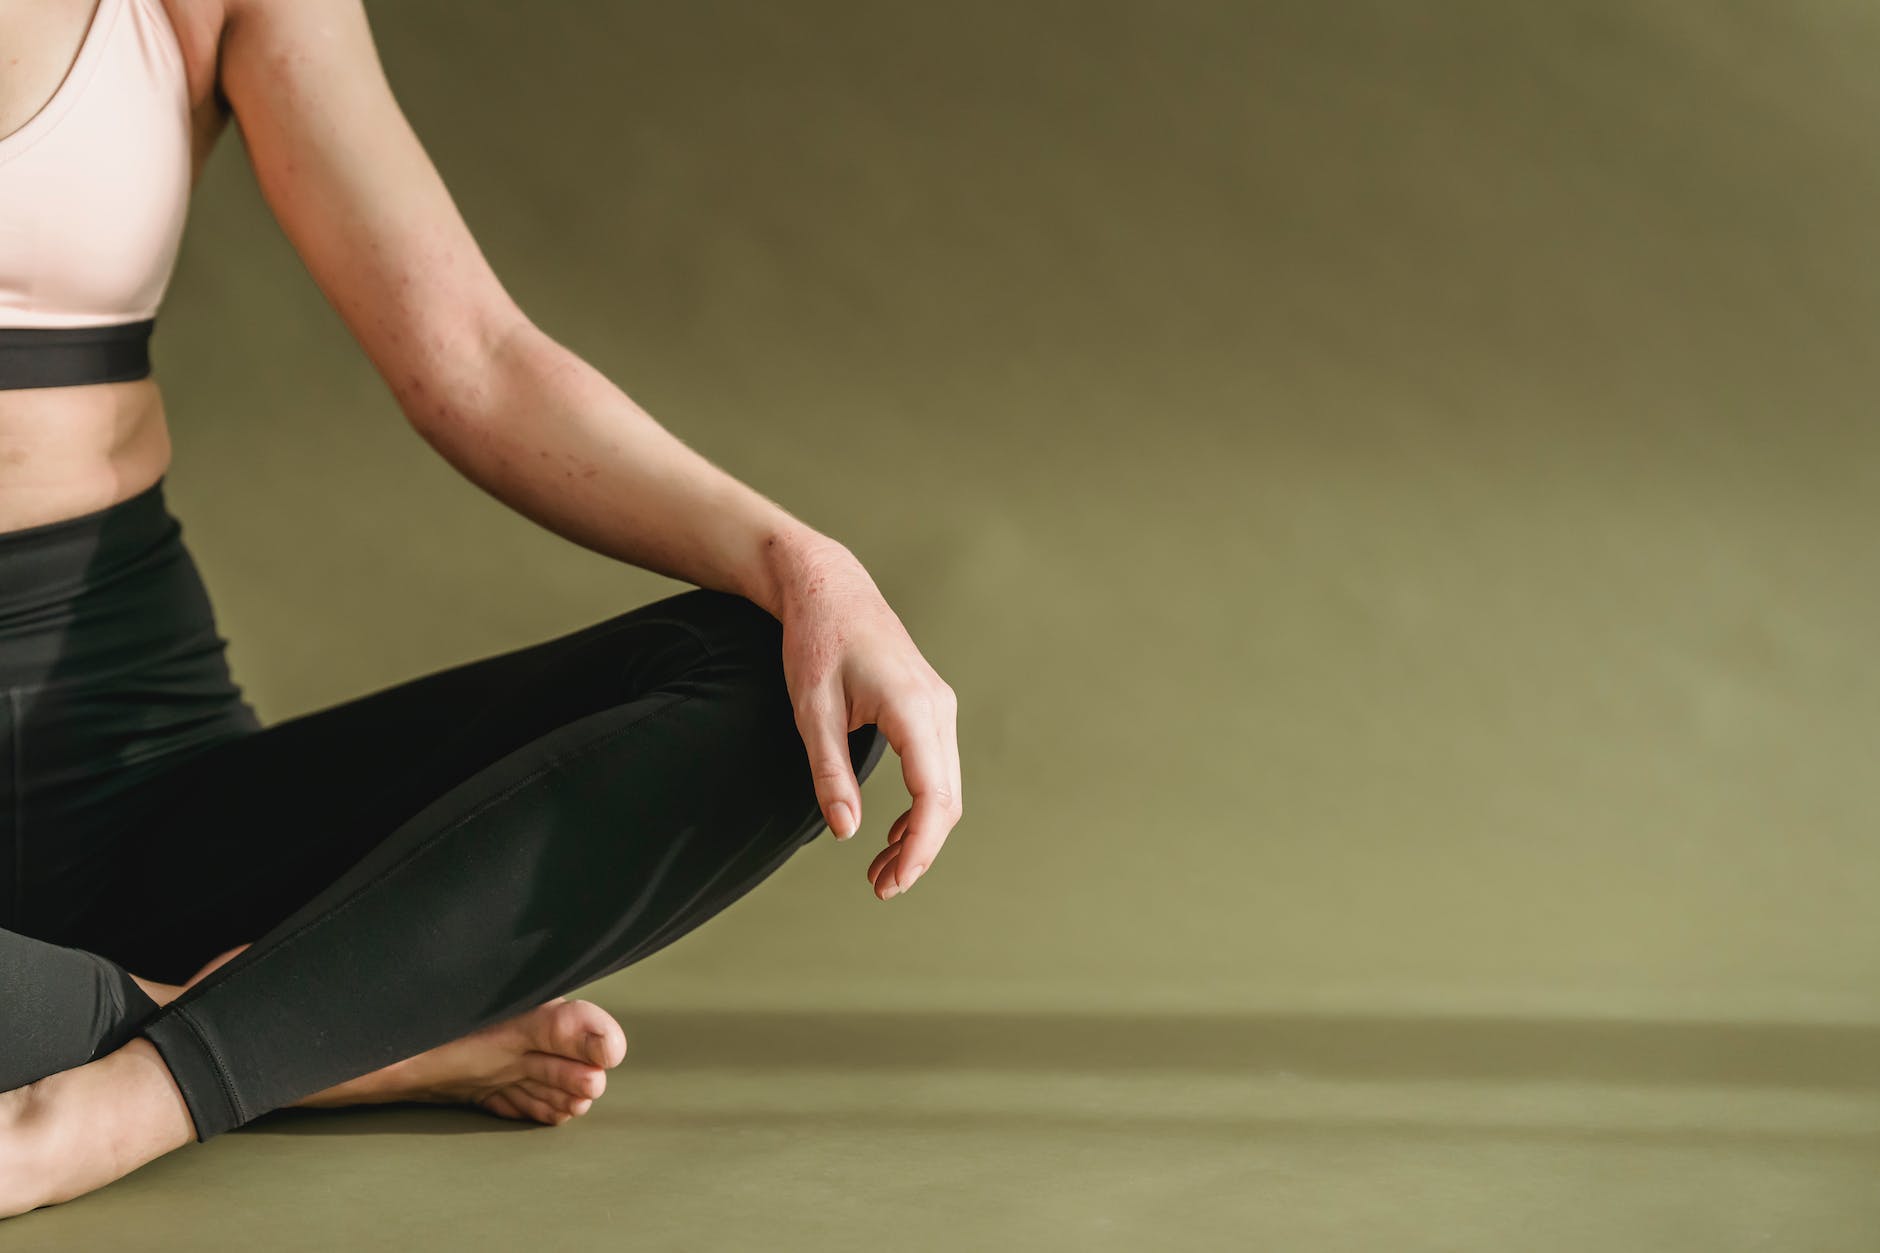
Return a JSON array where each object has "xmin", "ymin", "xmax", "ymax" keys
[{"xmin": 0, "ymin": 476, "xmax": 886, "ymax": 1140}]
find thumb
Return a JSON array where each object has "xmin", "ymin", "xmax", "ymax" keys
[{"xmin": 794, "ymin": 684, "xmax": 862, "ymax": 840}]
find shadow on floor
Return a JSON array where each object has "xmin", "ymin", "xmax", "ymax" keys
[
  {"xmin": 586, "ymin": 1007, "xmax": 1880, "ymax": 1089},
  {"xmin": 235, "ymin": 1005, "xmax": 1880, "ymax": 1139}
]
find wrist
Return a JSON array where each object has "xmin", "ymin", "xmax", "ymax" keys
[{"xmin": 747, "ymin": 521, "xmax": 853, "ymax": 620}]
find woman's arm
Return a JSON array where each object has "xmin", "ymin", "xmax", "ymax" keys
[
  {"xmin": 426, "ymin": 320, "xmax": 828, "ymax": 624},
  {"xmin": 219, "ymin": 0, "xmax": 962, "ymax": 895},
  {"xmin": 217, "ymin": 0, "xmax": 816, "ymax": 608}
]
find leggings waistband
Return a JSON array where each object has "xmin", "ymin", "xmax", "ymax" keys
[
  {"xmin": 0, "ymin": 475, "xmax": 224, "ymax": 691},
  {"xmin": 0, "ymin": 473, "xmax": 173, "ymax": 571}
]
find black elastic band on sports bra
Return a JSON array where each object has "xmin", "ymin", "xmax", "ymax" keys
[{"xmin": 0, "ymin": 319, "xmax": 154, "ymax": 391}]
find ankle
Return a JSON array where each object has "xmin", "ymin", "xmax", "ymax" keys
[
  {"xmin": 66, "ymin": 1040, "xmax": 200, "ymax": 1165},
  {"xmin": 0, "ymin": 1040, "xmax": 198, "ymax": 1216},
  {"xmin": 122, "ymin": 1039, "xmax": 198, "ymax": 1150}
]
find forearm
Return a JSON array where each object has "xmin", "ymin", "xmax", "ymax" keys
[{"xmin": 407, "ymin": 319, "xmax": 848, "ymax": 619}]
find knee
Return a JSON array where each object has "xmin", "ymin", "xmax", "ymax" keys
[
  {"xmin": 680, "ymin": 590, "xmax": 891, "ymax": 788},
  {"xmin": 589, "ymin": 588, "xmax": 782, "ymax": 709},
  {"xmin": 653, "ymin": 585, "xmax": 889, "ymax": 789},
  {"xmin": 658, "ymin": 587, "xmax": 783, "ymax": 663}
]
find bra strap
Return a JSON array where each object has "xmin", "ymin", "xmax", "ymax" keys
[{"xmin": 0, "ymin": 319, "xmax": 154, "ymax": 390}]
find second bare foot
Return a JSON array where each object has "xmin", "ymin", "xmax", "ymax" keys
[
  {"xmin": 127, "ymin": 942, "xmax": 625, "ymax": 1127},
  {"xmin": 293, "ymin": 996, "xmax": 628, "ymax": 1126}
]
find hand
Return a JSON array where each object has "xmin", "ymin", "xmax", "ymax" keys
[{"xmin": 776, "ymin": 544, "xmax": 962, "ymax": 899}]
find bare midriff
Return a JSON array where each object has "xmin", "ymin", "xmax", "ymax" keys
[{"xmin": 0, "ymin": 381, "xmax": 172, "ymax": 533}]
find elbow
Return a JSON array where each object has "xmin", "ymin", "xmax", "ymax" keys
[{"xmin": 392, "ymin": 304, "xmax": 537, "ymax": 435}]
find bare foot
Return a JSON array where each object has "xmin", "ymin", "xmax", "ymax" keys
[
  {"xmin": 126, "ymin": 942, "xmax": 628, "ymax": 1126},
  {"xmin": 0, "ymin": 959, "xmax": 631, "ymax": 1217},
  {"xmin": 293, "ymin": 996, "xmax": 627, "ymax": 1126}
]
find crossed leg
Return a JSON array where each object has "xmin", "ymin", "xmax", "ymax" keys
[
  {"xmin": 0, "ymin": 586, "xmax": 887, "ymax": 1215},
  {"xmin": 135, "ymin": 943, "xmax": 624, "ymax": 1124}
]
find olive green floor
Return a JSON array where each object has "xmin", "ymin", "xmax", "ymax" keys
[
  {"xmin": 12, "ymin": 0, "xmax": 1880, "ymax": 1246},
  {"xmin": 11, "ymin": 1008, "xmax": 1880, "ymax": 1249}
]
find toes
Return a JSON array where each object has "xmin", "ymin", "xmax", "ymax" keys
[
  {"xmin": 480, "ymin": 1090, "xmax": 529, "ymax": 1122},
  {"xmin": 536, "ymin": 1000, "xmax": 629, "ymax": 1070},
  {"xmin": 515, "ymin": 1078, "xmax": 572, "ymax": 1114},
  {"xmin": 523, "ymin": 1052, "xmax": 607, "ymax": 1102},
  {"xmin": 504, "ymin": 1084, "xmax": 570, "ymax": 1125},
  {"xmin": 516, "ymin": 1078, "xmax": 595, "ymax": 1119}
]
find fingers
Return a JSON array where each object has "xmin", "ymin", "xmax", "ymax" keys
[
  {"xmin": 793, "ymin": 680, "xmax": 862, "ymax": 841},
  {"xmin": 872, "ymin": 686, "xmax": 962, "ymax": 895},
  {"xmin": 867, "ymin": 810, "xmax": 913, "ymax": 896}
]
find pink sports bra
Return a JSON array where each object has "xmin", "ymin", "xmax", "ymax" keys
[{"xmin": 0, "ymin": 0, "xmax": 193, "ymax": 390}]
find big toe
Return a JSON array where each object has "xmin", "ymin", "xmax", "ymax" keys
[{"xmin": 533, "ymin": 999, "xmax": 628, "ymax": 1069}]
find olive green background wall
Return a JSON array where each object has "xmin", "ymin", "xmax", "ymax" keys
[{"xmin": 153, "ymin": 0, "xmax": 1879, "ymax": 1027}]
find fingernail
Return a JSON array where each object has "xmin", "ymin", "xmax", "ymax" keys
[
  {"xmin": 830, "ymin": 801, "xmax": 854, "ymax": 840},
  {"xmin": 903, "ymin": 863, "xmax": 926, "ymax": 890}
]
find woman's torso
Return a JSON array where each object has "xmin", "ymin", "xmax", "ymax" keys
[{"xmin": 0, "ymin": 0, "xmax": 230, "ymax": 535}]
